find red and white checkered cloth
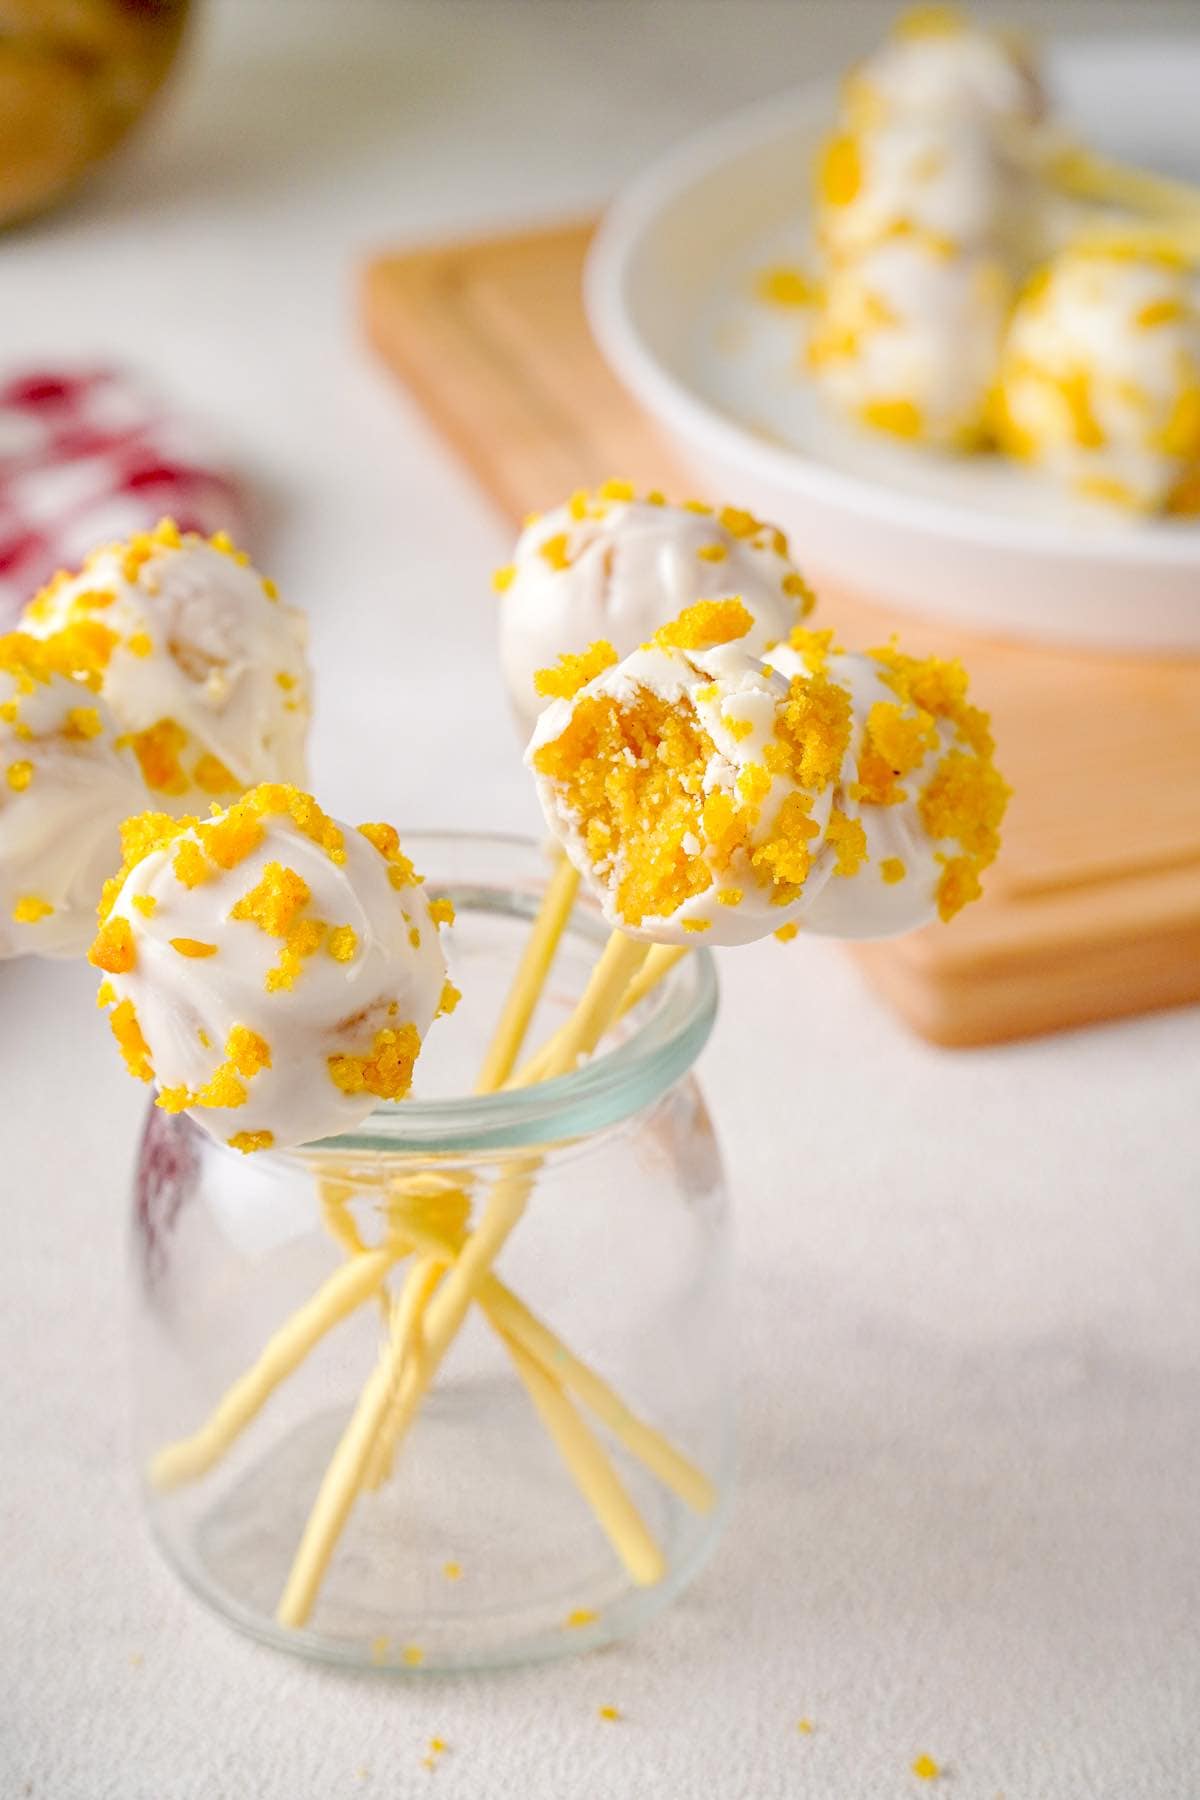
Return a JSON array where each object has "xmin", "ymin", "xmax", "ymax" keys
[{"xmin": 0, "ymin": 368, "xmax": 249, "ymax": 628}]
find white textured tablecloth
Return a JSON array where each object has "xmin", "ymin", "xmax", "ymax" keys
[{"xmin": 2, "ymin": 5, "xmax": 1199, "ymax": 1796}]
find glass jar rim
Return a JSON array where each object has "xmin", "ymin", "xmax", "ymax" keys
[{"xmin": 288, "ymin": 830, "xmax": 719, "ymax": 1161}]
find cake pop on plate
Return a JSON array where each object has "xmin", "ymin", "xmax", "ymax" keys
[{"xmin": 992, "ymin": 240, "xmax": 1200, "ymax": 512}]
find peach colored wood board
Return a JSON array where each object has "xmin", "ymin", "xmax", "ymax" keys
[{"xmin": 361, "ymin": 223, "xmax": 1200, "ymax": 1047}]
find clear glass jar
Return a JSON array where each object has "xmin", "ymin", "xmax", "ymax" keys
[{"xmin": 131, "ymin": 832, "xmax": 733, "ymax": 1672}]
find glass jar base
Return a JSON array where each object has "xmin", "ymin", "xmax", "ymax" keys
[{"xmin": 146, "ymin": 1377, "xmax": 731, "ymax": 1673}]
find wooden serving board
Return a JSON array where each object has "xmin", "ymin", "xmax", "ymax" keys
[{"xmin": 362, "ymin": 222, "xmax": 1200, "ymax": 1047}]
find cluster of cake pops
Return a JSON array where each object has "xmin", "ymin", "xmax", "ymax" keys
[
  {"xmin": 2, "ymin": 487, "xmax": 1007, "ymax": 1632},
  {"xmin": 798, "ymin": 6, "xmax": 1200, "ymax": 511}
]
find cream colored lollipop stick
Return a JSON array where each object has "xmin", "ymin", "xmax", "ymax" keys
[
  {"xmin": 277, "ymin": 930, "xmax": 650, "ymax": 1629},
  {"xmin": 374, "ymin": 1194, "xmax": 716, "ymax": 1516},
  {"xmin": 509, "ymin": 943, "xmax": 689, "ymax": 1089},
  {"xmin": 500, "ymin": 1331, "xmax": 666, "ymax": 1585},
  {"xmin": 360, "ymin": 1254, "xmax": 444, "ymax": 1492},
  {"xmin": 475, "ymin": 854, "xmax": 580, "ymax": 1093},
  {"xmin": 149, "ymin": 1245, "xmax": 401, "ymax": 1491}
]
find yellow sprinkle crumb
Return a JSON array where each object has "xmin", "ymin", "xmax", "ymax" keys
[
  {"xmin": 428, "ymin": 896, "xmax": 455, "ymax": 928},
  {"xmin": 696, "ymin": 541, "xmax": 728, "ymax": 563},
  {"xmin": 126, "ymin": 631, "xmax": 153, "ymax": 658},
  {"xmin": 193, "ymin": 753, "xmax": 238, "ymax": 797},
  {"xmin": 538, "ymin": 531, "xmax": 571, "ymax": 571},
  {"xmin": 12, "ymin": 893, "xmax": 52, "ymax": 924},
  {"xmin": 754, "ymin": 264, "xmax": 818, "ymax": 309},
  {"xmin": 598, "ymin": 1705, "xmax": 621, "ymax": 1723},
  {"xmin": 912, "ymin": 1753, "xmax": 941, "ymax": 1781},
  {"xmin": 565, "ymin": 1608, "xmax": 597, "ymax": 1628},
  {"xmin": 491, "ymin": 563, "xmax": 516, "ymax": 593},
  {"xmin": 535, "ymin": 639, "xmax": 619, "ymax": 701},
  {"xmin": 682, "ymin": 918, "xmax": 711, "ymax": 933},
  {"xmin": 231, "ymin": 862, "xmax": 310, "ymax": 938},
  {"xmin": 783, "ymin": 571, "xmax": 817, "ymax": 610},
  {"xmin": 262, "ymin": 577, "xmax": 279, "ymax": 601},
  {"xmin": 442, "ymin": 1561, "xmax": 463, "ymax": 1581},
  {"xmin": 65, "ymin": 705, "xmax": 104, "ymax": 740},
  {"xmin": 96, "ymin": 980, "xmax": 115, "ymax": 1008},
  {"xmin": 797, "ymin": 1718, "xmax": 814, "ymax": 1735},
  {"xmin": 110, "ymin": 1000, "xmax": 153, "ymax": 1082},
  {"xmin": 228, "ymin": 1131, "xmax": 274, "ymax": 1155},
  {"xmin": 438, "ymin": 978, "xmax": 462, "ymax": 1017},
  {"xmin": 170, "ymin": 937, "xmax": 218, "ymax": 959},
  {"xmin": 716, "ymin": 888, "xmax": 743, "ymax": 906},
  {"xmin": 130, "ymin": 893, "xmax": 157, "ymax": 918},
  {"xmin": 89, "ymin": 916, "xmax": 136, "ymax": 973},
  {"xmin": 6, "ymin": 759, "xmax": 33, "ymax": 791},
  {"xmin": 653, "ymin": 598, "xmax": 753, "ymax": 651},
  {"xmin": 428, "ymin": 1738, "xmax": 448, "ymax": 1756},
  {"xmin": 881, "ymin": 856, "xmax": 906, "ymax": 884},
  {"xmin": 402, "ymin": 1644, "xmax": 424, "ymax": 1667},
  {"xmin": 122, "ymin": 719, "xmax": 190, "ymax": 797},
  {"xmin": 226, "ymin": 1024, "xmax": 271, "ymax": 1079},
  {"xmin": 327, "ymin": 924, "xmax": 358, "ymax": 962},
  {"xmin": 598, "ymin": 478, "xmax": 635, "ymax": 501},
  {"xmin": 774, "ymin": 921, "xmax": 800, "ymax": 943},
  {"xmin": 329, "ymin": 1024, "xmax": 422, "ymax": 1102}
]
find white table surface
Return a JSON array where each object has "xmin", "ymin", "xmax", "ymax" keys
[{"xmin": 3, "ymin": 4, "xmax": 1199, "ymax": 1796}]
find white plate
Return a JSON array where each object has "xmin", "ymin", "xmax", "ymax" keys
[{"xmin": 586, "ymin": 36, "xmax": 1200, "ymax": 654}]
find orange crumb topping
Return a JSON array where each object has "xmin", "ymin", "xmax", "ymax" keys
[
  {"xmin": 6, "ymin": 760, "xmax": 32, "ymax": 791},
  {"xmin": 774, "ymin": 921, "xmax": 799, "ymax": 942},
  {"xmin": 754, "ymin": 265, "xmax": 817, "ymax": 309},
  {"xmin": 326, "ymin": 925, "xmax": 358, "ymax": 962},
  {"xmin": 912, "ymin": 1753, "xmax": 941, "ymax": 1781},
  {"xmin": 226, "ymin": 1025, "xmax": 271, "ymax": 1078},
  {"xmin": 696, "ymin": 542, "xmax": 728, "ymax": 563},
  {"xmin": 492, "ymin": 563, "xmax": 516, "ymax": 593},
  {"xmin": 535, "ymin": 640, "xmax": 618, "ymax": 701},
  {"xmin": 228, "ymin": 1131, "xmax": 274, "ymax": 1155},
  {"xmin": 817, "ymin": 131, "xmax": 862, "ymax": 208},
  {"xmin": 122, "ymin": 719, "xmax": 190, "ymax": 796},
  {"xmin": 89, "ymin": 916, "xmax": 136, "ymax": 974},
  {"xmin": 192, "ymin": 752, "xmax": 239, "ymax": 796},
  {"xmin": 652, "ymin": 599, "xmax": 754, "ymax": 652},
  {"xmin": 65, "ymin": 706, "xmax": 103, "ymax": 740},
  {"xmin": 170, "ymin": 937, "xmax": 217, "ymax": 959},
  {"xmin": 597, "ymin": 1706, "xmax": 621, "ymax": 1723},
  {"xmin": 782, "ymin": 571, "xmax": 817, "ymax": 612},
  {"xmin": 12, "ymin": 894, "xmax": 52, "ymax": 924},
  {"xmin": 538, "ymin": 532, "xmax": 571, "ymax": 571},
  {"xmin": 231, "ymin": 862, "xmax": 311, "ymax": 938},
  {"xmin": 438, "ymin": 979, "xmax": 462, "ymax": 1017},
  {"xmin": 881, "ymin": 856, "xmax": 906, "ymax": 883},
  {"xmin": 109, "ymin": 999, "xmax": 153, "ymax": 1081},
  {"xmin": 565, "ymin": 1608, "xmax": 597, "ymax": 1628},
  {"xmin": 328, "ymin": 1024, "xmax": 422, "ymax": 1101},
  {"xmin": 428, "ymin": 896, "xmax": 455, "ymax": 928},
  {"xmin": 825, "ymin": 806, "xmax": 869, "ymax": 876}
]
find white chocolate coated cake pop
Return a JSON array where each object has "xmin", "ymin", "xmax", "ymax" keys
[
  {"xmin": 814, "ymin": 113, "xmax": 1022, "ymax": 266},
  {"xmin": 22, "ymin": 520, "xmax": 310, "ymax": 808},
  {"xmin": 0, "ymin": 632, "xmax": 149, "ymax": 958},
  {"xmin": 494, "ymin": 482, "xmax": 814, "ymax": 736},
  {"xmin": 841, "ymin": 6, "xmax": 1045, "ymax": 135},
  {"xmin": 808, "ymin": 237, "xmax": 1011, "ymax": 448},
  {"xmin": 764, "ymin": 626, "xmax": 1006, "ymax": 936},
  {"xmin": 992, "ymin": 243, "xmax": 1200, "ymax": 512},
  {"xmin": 528, "ymin": 603, "xmax": 1007, "ymax": 947},
  {"xmin": 90, "ymin": 785, "xmax": 457, "ymax": 1153}
]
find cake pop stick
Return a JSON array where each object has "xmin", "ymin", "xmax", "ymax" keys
[
  {"xmin": 474, "ymin": 852, "xmax": 580, "ymax": 1093},
  {"xmin": 276, "ymin": 929, "xmax": 649, "ymax": 1628},
  {"xmin": 508, "ymin": 943, "xmax": 689, "ymax": 1089}
]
